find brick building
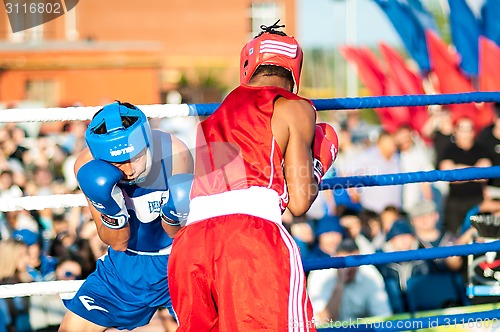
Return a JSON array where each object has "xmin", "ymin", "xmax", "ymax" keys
[{"xmin": 0, "ymin": 0, "xmax": 297, "ymax": 107}]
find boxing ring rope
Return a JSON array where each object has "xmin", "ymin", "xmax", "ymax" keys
[
  {"xmin": 193, "ymin": 91, "xmax": 500, "ymax": 116},
  {"xmin": 2, "ymin": 92, "xmax": 500, "ymax": 330},
  {"xmin": 321, "ymin": 166, "xmax": 500, "ymax": 190},
  {"xmin": 0, "ymin": 280, "xmax": 84, "ymax": 298},
  {"xmin": 0, "ymin": 91, "xmax": 499, "ymax": 122},
  {"xmin": 303, "ymin": 240, "xmax": 500, "ymax": 272},
  {"xmin": 1, "ymin": 241, "xmax": 498, "ymax": 299},
  {"xmin": 1, "ymin": 166, "xmax": 499, "ymax": 212},
  {"xmin": 0, "ymin": 193, "xmax": 87, "ymax": 212}
]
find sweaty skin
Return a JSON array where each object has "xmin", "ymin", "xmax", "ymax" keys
[{"xmin": 248, "ymin": 74, "xmax": 318, "ymax": 216}]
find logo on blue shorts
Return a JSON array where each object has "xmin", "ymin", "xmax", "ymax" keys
[{"xmin": 79, "ymin": 295, "xmax": 109, "ymax": 312}]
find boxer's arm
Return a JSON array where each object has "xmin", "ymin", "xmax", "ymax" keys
[
  {"xmin": 74, "ymin": 148, "xmax": 130, "ymax": 251},
  {"xmin": 272, "ymin": 98, "xmax": 317, "ymax": 216},
  {"xmin": 161, "ymin": 174, "xmax": 193, "ymax": 238},
  {"xmin": 171, "ymin": 135, "xmax": 194, "ymax": 175},
  {"xmin": 162, "ymin": 135, "xmax": 193, "ymax": 237}
]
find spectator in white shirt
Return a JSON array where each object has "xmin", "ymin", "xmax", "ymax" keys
[
  {"xmin": 349, "ymin": 131, "xmax": 402, "ymax": 213},
  {"xmin": 307, "ymin": 239, "xmax": 392, "ymax": 324}
]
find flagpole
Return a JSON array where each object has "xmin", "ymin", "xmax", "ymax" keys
[{"xmin": 346, "ymin": 0, "xmax": 358, "ymax": 97}]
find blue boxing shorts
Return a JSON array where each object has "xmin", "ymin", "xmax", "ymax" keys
[{"xmin": 61, "ymin": 246, "xmax": 173, "ymax": 330}]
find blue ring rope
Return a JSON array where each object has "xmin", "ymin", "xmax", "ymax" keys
[
  {"xmin": 311, "ymin": 91, "xmax": 500, "ymax": 111},
  {"xmin": 303, "ymin": 240, "xmax": 500, "ymax": 272},
  {"xmin": 320, "ymin": 166, "xmax": 500, "ymax": 190},
  {"xmin": 319, "ymin": 308, "xmax": 500, "ymax": 331},
  {"xmin": 187, "ymin": 91, "xmax": 500, "ymax": 116}
]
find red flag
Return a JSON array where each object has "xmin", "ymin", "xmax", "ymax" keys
[
  {"xmin": 357, "ymin": 47, "xmax": 411, "ymax": 132},
  {"xmin": 425, "ymin": 30, "xmax": 485, "ymax": 128},
  {"xmin": 384, "ymin": 77, "xmax": 412, "ymax": 132},
  {"xmin": 340, "ymin": 46, "xmax": 385, "ymax": 96},
  {"xmin": 379, "ymin": 43, "xmax": 424, "ymax": 95},
  {"xmin": 479, "ymin": 36, "xmax": 500, "ymax": 92},
  {"xmin": 379, "ymin": 43, "xmax": 429, "ymax": 136},
  {"xmin": 425, "ymin": 30, "xmax": 473, "ymax": 93},
  {"xmin": 340, "ymin": 46, "xmax": 410, "ymax": 132}
]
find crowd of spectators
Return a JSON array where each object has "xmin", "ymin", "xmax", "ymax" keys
[{"xmin": 0, "ymin": 102, "xmax": 499, "ymax": 330}]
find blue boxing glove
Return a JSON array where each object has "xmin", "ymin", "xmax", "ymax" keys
[
  {"xmin": 77, "ymin": 160, "xmax": 129, "ymax": 229},
  {"xmin": 161, "ymin": 173, "xmax": 194, "ymax": 226}
]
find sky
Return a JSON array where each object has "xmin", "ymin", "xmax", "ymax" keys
[
  {"xmin": 297, "ymin": 0, "xmax": 404, "ymax": 48},
  {"xmin": 297, "ymin": 0, "xmax": 486, "ymax": 49}
]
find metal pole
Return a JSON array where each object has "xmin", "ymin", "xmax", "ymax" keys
[{"xmin": 345, "ymin": 0, "xmax": 358, "ymax": 97}]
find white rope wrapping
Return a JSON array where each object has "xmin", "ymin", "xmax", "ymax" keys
[
  {"xmin": 0, "ymin": 194, "xmax": 87, "ymax": 211},
  {"xmin": 0, "ymin": 104, "xmax": 191, "ymax": 122},
  {"xmin": 0, "ymin": 280, "xmax": 84, "ymax": 298}
]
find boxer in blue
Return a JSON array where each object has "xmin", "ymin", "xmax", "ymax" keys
[{"xmin": 58, "ymin": 101, "xmax": 193, "ymax": 332}]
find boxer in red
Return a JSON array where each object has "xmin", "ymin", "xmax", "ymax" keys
[{"xmin": 168, "ymin": 20, "xmax": 339, "ymax": 332}]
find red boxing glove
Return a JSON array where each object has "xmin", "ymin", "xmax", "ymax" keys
[{"xmin": 312, "ymin": 123, "xmax": 339, "ymax": 184}]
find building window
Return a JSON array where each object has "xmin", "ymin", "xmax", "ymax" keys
[
  {"xmin": 25, "ymin": 79, "xmax": 58, "ymax": 107},
  {"xmin": 249, "ymin": 2, "xmax": 282, "ymax": 39}
]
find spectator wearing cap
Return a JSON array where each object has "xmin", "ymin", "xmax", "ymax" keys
[
  {"xmin": 13, "ymin": 229, "xmax": 57, "ymax": 282},
  {"xmin": 384, "ymin": 220, "xmax": 418, "ymax": 252},
  {"xmin": 28, "ymin": 257, "xmax": 81, "ymax": 332},
  {"xmin": 311, "ymin": 214, "xmax": 345, "ymax": 258},
  {"xmin": 409, "ymin": 201, "xmax": 463, "ymax": 272},
  {"xmin": 376, "ymin": 221, "xmax": 429, "ymax": 313},
  {"xmin": 308, "ymin": 239, "xmax": 392, "ymax": 322},
  {"xmin": 0, "ymin": 210, "xmax": 38, "ymax": 242},
  {"xmin": 13, "ymin": 229, "xmax": 63, "ymax": 331},
  {"xmin": 308, "ymin": 239, "xmax": 392, "ymax": 325},
  {"xmin": 12, "ymin": 229, "xmax": 38, "ymax": 247}
]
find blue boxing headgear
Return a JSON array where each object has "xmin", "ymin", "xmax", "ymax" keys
[{"xmin": 85, "ymin": 102, "xmax": 153, "ymax": 163}]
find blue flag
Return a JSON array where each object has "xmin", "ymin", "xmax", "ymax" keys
[
  {"xmin": 481, "ymin": 0, "xmax": 500, "ymax": 46},
  {"xmin": 373, "ymin": 0, "xmax": 432, "ymax": 73},
  {"xmin": 448, "ymin": 0, "xmax": 481, "ymax": 76},
  {"xmin": 407, "ymin": 0, "xmax": 438, "ymax": 32}
]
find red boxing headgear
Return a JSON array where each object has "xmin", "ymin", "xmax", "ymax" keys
[{"xmin": 240, "ymin": 32, "xmax": 303, "ymax": 93}]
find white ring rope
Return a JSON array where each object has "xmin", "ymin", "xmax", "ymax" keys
[
  {"xmin": 0, "ymin": 194, "xmax": 87, "ymax": 212},
  {"xmin": 0, "ymin": 104, "xmax": 191, "ymax": 123},
  {"xmin": 0, "ymin": 280, "xmax": 84, "ymax": 298}
]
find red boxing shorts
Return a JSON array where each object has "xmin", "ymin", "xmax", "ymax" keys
[{"xmin": 168, "ymin": 214, "xmax": 316, "ymax": 332}]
